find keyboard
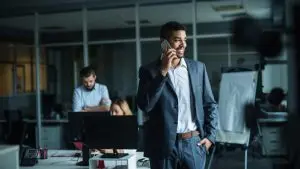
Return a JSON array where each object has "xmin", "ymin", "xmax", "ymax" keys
[{"xmin": 101, "ymin": 153, "xmax": 129, "ymax": 158}]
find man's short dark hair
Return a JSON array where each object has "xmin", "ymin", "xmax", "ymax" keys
[
  {"xmin": 268, "ymin": 87, "xmax": 285, "ymax": 106},
  {"xmin": 80, "ymin": 66, "xmax": 96, "ymax": 78},
  {"xmin": 160, "ymin": 21, "xmax": 186, "ymax": 40}
]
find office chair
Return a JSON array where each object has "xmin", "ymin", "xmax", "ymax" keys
[
  {"xmin": 3, "ymin": 109, "xmax": 30, "ymax": 164},
  {"xmin": 3, "ymin": 109, "xmax": 28, "ymax": 145}
]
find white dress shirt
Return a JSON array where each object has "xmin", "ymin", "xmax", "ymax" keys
[{"xmin": 168, "ymin": 59, "xmax": 197, "ymax": 133}]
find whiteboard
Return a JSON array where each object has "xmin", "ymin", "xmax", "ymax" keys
[
  {"xmin": 216, "ymin": 71, "xmax": 258, "ymax": 144},
  {"xmin": 218, "ymin": 71, "xmax": 258, "ymax": 133}
]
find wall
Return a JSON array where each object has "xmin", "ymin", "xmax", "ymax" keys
[
  {"xmin": 263, "ymin": 64, "xmax": 288, "ymax": 93},
  {"xmin": 111, "ymin": 43, "xmax": 137, "ymax": 97},
  {"xmin": 0, "ymin": 0, "xmax": 184, "ymax": 17},
  {"xmin": 90, "ymin": 45, "xmax": 114, "ymax": 94},
  {"xmin": 0, "ymin": 43, "xmax": 50, "ymax": 118},
  {"xmin": 0, "ymin": 41, "xmax": 285, "ymax": 115},
  {"xmin": 8, "ymin": 37, "xmax": 284, "ymax": 111},
  {"xmin": 0, "ymin": 18, "xmax": 283, "ymax": 112},
  {"xmin": 39, "ymin": 19, "xmax": 275, "ymax": 103},
  {"xmin": 0, "ymin": 44, "xmax": 48, "ymax": 96},
  {"xmin": 262, "ymin": 52, "xmax": 288, "ymax": 93},
  {"xmin": 0, "ymin": 94, "xmax": 37, "ymax": 117},
  {"xmin": 0, "ymin": 64, "xmax": 13, "ymax": 96},
  {"xmin": 59, "ymin": 48, "xmax": 76, "ymax": 103},
  {"xmin": 56, "ymin": 40, "xmax": 288, "ymax": 104},
  {"xmin": 55, "ymin": 43, "xmax": 138, "ymax": 105},
  {"xmin": 198, "ymin": 42, "xmax": 288, "ymax": 94},
  {"xmin": 41, "ymin": 20, "xmax": 272, "ymax": 44}
]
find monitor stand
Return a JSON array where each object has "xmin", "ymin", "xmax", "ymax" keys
[
  {"xmin": 101, "ymin": 149, "xmax": 128, "ymax": 158},
  {"xmin": 76, "ymin": 144, "xmax": 90, "ymax": 166}
]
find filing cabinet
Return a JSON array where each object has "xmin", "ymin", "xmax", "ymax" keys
[
  {"xmin": 36, "ymin": 126, "xmax": 63, "ymax": 149},
  {"xmin": 260, "ymin": 126, "xmax": 287, "ymax": 156}
]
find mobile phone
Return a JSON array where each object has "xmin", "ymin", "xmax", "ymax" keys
[{"xmin": 161, "ymin": 39, "xmax": 172, "ymax": 51}]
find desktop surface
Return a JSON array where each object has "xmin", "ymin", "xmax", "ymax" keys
[{"xmin": 19, "ymin": 150, "xmax": 150, "ymax": 169}]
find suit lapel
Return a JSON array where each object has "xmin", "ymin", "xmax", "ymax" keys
[
  {"xmin": 150, "ymin": 58, "xmax": 197, "ymax": 96},
  {"xmin": 185, "ymin": 58, "xmax": 197, "ymax": 95},
  {"xmin": 185, "ymin": 58, "xmax": 199, "ymax": 122},
  {"xmin": 166, "ymin": 74, "xmax": 176, "ymax": 94}
]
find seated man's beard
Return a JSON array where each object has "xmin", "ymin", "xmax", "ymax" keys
[{"xmin": 84, "ymin": 84, "xmax": 95, "ymax": 91}]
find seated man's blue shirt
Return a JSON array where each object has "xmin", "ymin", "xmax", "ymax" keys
[{"xmin": 72, "ymin": 83, "xmax": 111, "ymax": 112}]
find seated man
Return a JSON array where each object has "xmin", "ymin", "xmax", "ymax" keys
[{"xmin": 72, "ymin": 66, "xmax": 111, "ymax": 112}]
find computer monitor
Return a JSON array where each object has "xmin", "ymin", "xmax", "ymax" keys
[
  {"xmin": 68, "ymin": 111, "xmax": 111, "ymax": 166},
  {"xmin": 83, "ymin": 115, "xmax": 138, "ymax": 158},
  {"xmin": 68, "ymin": 111, "xmax": 111, "ymax": 141}
]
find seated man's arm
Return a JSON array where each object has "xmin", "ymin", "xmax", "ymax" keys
[
  {"xmin": 72, "ymin": 89, "xmax": 83, "ymax": 112},
  {"xmin": 85, "ymin": 105, "xmax": 110, "ymax": 112},
  {"xmin": 85, "ymin": 85, "xmax": 111, "ymax": 112}
]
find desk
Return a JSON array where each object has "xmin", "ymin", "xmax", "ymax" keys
[
  {"xmin": 0, "ymin": 145, "xmax": 19, "ymax": 169},
  {"xmin": 20, "ymin": 150, "xmax": 149, "ymax": 169},
  {"xmin": 257, "ymin": 112, "xmax": 288, "ymax": 156},
  {"xmin": 258, "ymin": 112, "xmax": 288, "ymax": 123},
  {"xmin": 89, "ymin": 154, "xmax": 136, "ymax": 169},
  {"xmin": 0, "ymin": 119, "xmax": 69, "ymax": 123},
  {"xmin": 0, "ymin": 119, "xmax": 68, "ymax": 149}
]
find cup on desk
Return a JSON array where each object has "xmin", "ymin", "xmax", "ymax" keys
[
  {"xmin": 97, "ymin": 160, "xmax": 105, "ymax": 169},
  {"xmin": 39, "ymin": 148, "xmax": 48, "ymax": 159}
]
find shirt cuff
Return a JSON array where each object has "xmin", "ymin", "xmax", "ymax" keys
[{"xmin": 101, "ymin": 98, "xmax": 112, "ymax": 106}]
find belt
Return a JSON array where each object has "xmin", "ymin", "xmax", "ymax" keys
[{"xmin": 177, "ymin": 131, "xmax": 199, "ymax": 140}]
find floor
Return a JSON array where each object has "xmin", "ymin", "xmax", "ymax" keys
[
  {"xmin": 208, "ymin": 149, "xmax": 287, "ymax": 169},
  {"xmin": 137, "ymin": 128, "xmax": 289, "ymax": 169}
]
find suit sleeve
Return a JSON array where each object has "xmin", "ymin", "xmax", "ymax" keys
[
  {"xmin": 136, "ymin": 66, "xmax": 168, "ymax": 114},
  {"xmin": 202, "ymin": 64, "xmax": 219, "ymax": 144}
]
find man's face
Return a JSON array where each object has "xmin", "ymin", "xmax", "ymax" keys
[
  {"xmin": 168, "ymin": 30, "xmax": 187, "ymax": 58},
  {"xmin": 82, "ymin": 75, "xmax": 96, "ymax": 90}
]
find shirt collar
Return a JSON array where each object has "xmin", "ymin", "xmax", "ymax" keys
[
  {"xmin": 82, "ymin": 83, "xmax": 97, "ymax": 91},
  {"xmin": 160, "ymin": 54, "xmax": 187, "ymax": 68},
  {"xmin": 180, "ymin": 58, "xmax": 187, "ymax": 68}
]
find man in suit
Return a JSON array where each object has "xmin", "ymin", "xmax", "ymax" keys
[{"xmin": 137, "ymin": 21, "xmax": 219, "ymax": 169}]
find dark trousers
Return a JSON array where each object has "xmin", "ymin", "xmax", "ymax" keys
[{"xmin": 150, "ymin": 135, "xmax": 207, "ymax": 169}]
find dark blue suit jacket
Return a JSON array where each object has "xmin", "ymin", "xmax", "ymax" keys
[{"xmin": 137, "ymin": 58, "xmax": 218, "ymax": 158}]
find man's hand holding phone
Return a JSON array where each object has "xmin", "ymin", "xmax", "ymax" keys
[
  {"xmin": 160, "ymin": 40, "xmax": 177, "ymax": 76},
  {"xmin": 161, "ymin": 49, "xmax": 177, "ymax": 76}
]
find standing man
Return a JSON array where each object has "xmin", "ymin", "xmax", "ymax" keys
[
  {"xmin": 72, "ymin": 66, "xmax": 111, "ymax": 112},
  {"xmin": 137, "ymin": 21, "xmax": 219, "ymax": 169}
]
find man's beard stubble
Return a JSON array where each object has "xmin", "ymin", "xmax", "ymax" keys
[{"xmin": 84, "ymin": 84, "xmax": 95, "ymax": 91}]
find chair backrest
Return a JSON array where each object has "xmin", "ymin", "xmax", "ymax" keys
[
  {"xmin": 3, "ymin": 109, "xmax": 27, "ymax": 145},
  {"xmin": 4, "ymin": 109, "xmax": 23, "ymax": 122}
]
